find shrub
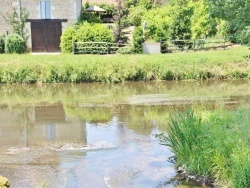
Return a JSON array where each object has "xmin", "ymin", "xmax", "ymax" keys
[
  {"xmin": 237, "ymin": 28, "xmax": 250, "ymax": 44},
  {"xmin": 75, "ymin": 22, "xmax": 114, "ymax": 53},
  {"xmin": 5, "ymin": 33, "xmax": 26, "ymax": 54},
  {"xmin": 0, "ymin": 35, "xmax": 5, "ymax": 53},
  {"xmin": 60, "ymin": 23, "xmax": 113, "ymax": 53},
  {"xmin": 60, "ymin": 25, "xmax": 78, "ymax": 53},
  {"xmin": 116, "ymin": 46, "xmax": 132, "ymax": 54},
  {"xmin": 127, "ymin": 6, "xmax": 147, "ymax": 27},
  {"xmin": 80, "ymin": 12, "xmax": 102, "ymax": 23},
  {"xmin": 75, "ymin": 22, "xmax": 113, "ymax": 42},
  {"xmin": 132, "ymin": 26, "xmax": 144, "ymax": 53}
]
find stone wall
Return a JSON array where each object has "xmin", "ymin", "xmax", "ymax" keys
[
  {"xmin": 0, "ymin": 0, "xmax": 82, "ymax": 48},
  {"xmin": 0, "ymin": 0, "xmax": 17, "ymax": 36}
]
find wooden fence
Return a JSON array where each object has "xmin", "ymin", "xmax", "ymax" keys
[
  {"xmin": 160, "ymin": 39, "xmax": 232, "ymax": 53},
  {"xmin": 72, "ymin": 42, "xmax": 131, "ymax": 54},
  {"xmin": 72, "ymin": 39, "xmax": 233, "ymax": 54}
]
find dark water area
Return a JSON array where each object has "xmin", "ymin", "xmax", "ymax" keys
[{"xmin": 0, "ymin": 80, "xmax": 249, "ymax": 188}]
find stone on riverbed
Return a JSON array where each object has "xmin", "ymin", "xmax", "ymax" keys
[{"xmin": 0, "ymin": 176, "xmax": 10, "ymax": 188}]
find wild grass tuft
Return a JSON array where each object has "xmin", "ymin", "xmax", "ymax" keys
[{"xmin": 158, "ymin": 108, "xmax": 250, "ymax": 187}]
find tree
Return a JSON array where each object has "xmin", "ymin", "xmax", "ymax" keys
[
  {"xmin": 207, "ymin": 0, "xmax": 250, "ymax": 42},
  {"xmin": 189, "ymin": 0, "xmax": 217, "ymax": 39},
  {"xmin": 142, "ymin": 6, "xmax": 172, "ymax": 41},
  {"xmin": 170, "ymin": 2, "xmax": 193, "ymax": 40},
  {"xmin": 113, "ymin": 0, "xmax": 126, "ymax": 42},
  {"xmin": 208, "ymin": 0, "xmax": 250, "ymax": 29}
]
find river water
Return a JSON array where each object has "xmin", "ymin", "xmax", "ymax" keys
[{"xmin": 0, "ymin": 80, "xmax": 249, "ymax": 188}]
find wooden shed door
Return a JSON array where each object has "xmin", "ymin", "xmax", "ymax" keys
[{"xmin": 31, "ymin": 21, "xmax": 62, "ymax": 52}]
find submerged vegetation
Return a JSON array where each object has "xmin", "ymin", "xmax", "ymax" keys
[
  {"xmin": 157, "ymin": 108, "xmax": 250, "ymax": 187},
  {"xmin": 0, "ymin": 46, "xmax": 249, "ymax": 83}
]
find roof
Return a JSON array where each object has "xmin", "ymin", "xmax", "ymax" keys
[{"xmin": 84, "ymin": 0, "xmax": 117, "ymax": 5}]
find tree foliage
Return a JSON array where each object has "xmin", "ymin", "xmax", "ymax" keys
[
  {"xmin": 142, "ymin": 6, "xmax": 172, "ymax": 41},
  {"xmin": 170, "ymin": 4, "xmax": 193, "ymax": 40},
  {"xmin": 208, "ymin": 0, "xmax": 250, "ymax": 30},
  {"xmin": 207, "ymin": 0, "xmax": 250, "ymax": 42},
  {"xmin": 189, "ymin": 0, "xmax": 217, "ymax": 39}
]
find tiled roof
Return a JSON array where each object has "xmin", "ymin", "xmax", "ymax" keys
[{"xmin": 84, "ymin": 0, "xmax": 117, "ymax": 5}]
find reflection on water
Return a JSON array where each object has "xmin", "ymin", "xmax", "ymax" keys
[{"xmin": 0, "ymin": 80, "xmax": 249, "ymax": 187}]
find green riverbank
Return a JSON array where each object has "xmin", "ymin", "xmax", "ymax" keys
[
  {"xmin": 158, "ymin": 107, "xmax": 250, "ymax": 187},
  {"xmin": 0, "ymin": 46, "xmax": 249, "ymax": 83}
]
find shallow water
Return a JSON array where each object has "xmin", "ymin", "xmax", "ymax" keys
[{"xmin": 0, "ymin": 80, "xmax": 249, "ymax": 188}]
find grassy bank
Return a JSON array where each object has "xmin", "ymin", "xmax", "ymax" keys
[
  {"xmin": 0, "ymin": 46, "xmax": 249, "ymax": 83},
  {"xmin": 158, "ymin": 108, "xmax": 250, "ymax": 187}
]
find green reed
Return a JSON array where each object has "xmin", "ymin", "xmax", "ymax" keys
[{"xmin": 158, "ymin": 108, "xmax": 250, "ymax": 187}]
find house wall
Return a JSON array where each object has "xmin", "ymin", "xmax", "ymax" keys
[
  {"xmin": 0, "ymin": 0, "xmax": 82, "ymax": 48},
  {"xmin": 0, "ymin": 0, "xmax": 16, "ymax": 36}
]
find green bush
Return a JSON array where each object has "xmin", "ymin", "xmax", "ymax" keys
[
  {"xmin": 0, "ymin": 35, "xmax": 5, "ymax": 53},
  {"xmin": 132, "ymin": 26, "xmax": 144, "ymax": 53},
  {"xmin": 60, "ymin": 25, "xmax": 78, "ymax": 53},
  {"xmin": 116, "ymin": 46, "xmax": 132, "ymax": 54},
  {"xmin": 75, "ymin": 22, "xmax": 113, "ymax": 54},
  {"xmin": 5, "ymin": 33, "xmax": 26, "ymax": 54},
  {"xmin": 127, "ymin": 6, "xmax": 147, "ymax": 27},
  {"xmin": 237, "ymin": 28, "xmax": 250, "ymax": 44},
  {"xmin": 75, "ymin": 22, "xmax": 113, "ymax": 42},
  {"xmin": 80, "ymin": 12, "xmax": 102, "ymax": 23},
  {"xmin": 60, "ymin": 22, "xmax": 113, "ymax": 53}
]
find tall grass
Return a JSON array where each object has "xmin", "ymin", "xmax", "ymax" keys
[
  {"xmin": 158, "ymin": 108, "xmax": 250, "ymax": 187},
  {"xmin": 0, "ymin": 46, "xmax": 249, "ymax": 83}
]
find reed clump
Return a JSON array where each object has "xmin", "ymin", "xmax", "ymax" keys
[{"xmin": 157, "ymin": 108, "xmax": 250, "ymax": 187}]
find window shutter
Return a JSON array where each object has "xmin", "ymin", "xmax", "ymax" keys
[
  {"xmin": 40, "ymin": 1, "xmax": 46, "ymax": 19},
  {"xmin": 45, "ymin": 1, "xmax": 51, "ymax": 19},
  {"xmin": 40, "ymin": 0, "xmax": 51, "ymax": 19}
]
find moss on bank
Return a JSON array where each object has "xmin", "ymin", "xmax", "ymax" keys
[
  {"xmin": 0, "ymin": 46, "xmax": 249, "ymax": 83},
  {"xmin": 0, "ymin": 176, "xmax": 10, "ymax": 188}
]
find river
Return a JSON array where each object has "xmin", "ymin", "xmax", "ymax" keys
[{"xmin": 0, "ymin": 80, "xmax": 249, "ymax": 188}]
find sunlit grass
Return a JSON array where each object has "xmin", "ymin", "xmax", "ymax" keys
[
  {"xmin": 158, "ymin": 107, "xmax": 250, "ymax": 187},
  {"xmin": 0, "ymin": 46, "xmax": 249, "ymax": 83}
]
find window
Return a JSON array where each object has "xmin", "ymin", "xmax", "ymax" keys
[{"xmin": 40, "ymin": 0, "xmax": 51, "ymax": 19}]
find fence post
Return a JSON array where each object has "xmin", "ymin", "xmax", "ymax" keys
[
  {"xmin": 193, "ymin": 40, "xmax": 196, "ymax": 52},
  {"xmin": 223, "ymin": 38, "xmax": 226, "ymax": 50},
  {"xmin": 72, "ymin": 42, "xmax": 75, "ymax": 54},
  {"xmin": 160, "ymin": 38, "xmax": 162, "ymax": 53},
  {"xmin": 106, "ymin": 42, "xmax": 109, "ymax": 54}
]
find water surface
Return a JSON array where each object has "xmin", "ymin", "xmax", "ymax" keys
[{"xmin": 0, "ymin": 80, "xmax": 250, "ymax": 188}]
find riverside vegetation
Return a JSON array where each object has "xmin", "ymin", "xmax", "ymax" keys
[
  {"xmin": 157, "ymin": 107, "xmax": 250, "ymax": 188},
  {"xmin": 0, "ymin": 46, "xmax": 249, "ymax": 84}
]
